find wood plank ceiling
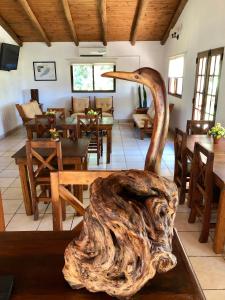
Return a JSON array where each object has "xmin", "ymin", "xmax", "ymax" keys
[{"xmin": 0, "ymin": 0, "xmax": 188, "ymax": 47}]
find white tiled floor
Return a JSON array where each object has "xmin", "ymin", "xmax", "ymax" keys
[{"xmin": 0, "ymin": 123, "xmax": 224, "ymax": 299}]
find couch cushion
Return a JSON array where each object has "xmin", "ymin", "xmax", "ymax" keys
[
  {"xmin": 102, "ymin": 112, "xmax": 113, "ymax": 117},
  {"xmin": 73, "ymin": 97, "xmax": 89, "ymax": 113},
  {"xmin": 133, "ymin": 114, "xmax": 152, "ymax": 129},
  {"xmin": 21, "ymin": 102, "xmax": 36, "ymax": 119},
  {"xmin": 95, "ymin": 97, "xmax": 112, "ymax": 112},
  {"xmin": 147, "ymin": 102, "xmax": 155, "ymax": 120},
  {"xmin": 31, "ymin": 101, "xmax": 42, "ymax": 115}
]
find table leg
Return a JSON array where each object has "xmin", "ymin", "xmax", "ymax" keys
[
  {"xmin": 83, "ymin": 155, "xmax": 88, "ymax": 191},
  {"xmin": 18, "ymin": 164, "xmax": 33, "ymax": 215},
  {"xmin": 213, "ymin": 187, "xmax": 225, "ymax": 253},
  {"xmin": 106, "ymin": 129, "xmax": 112, "ymax": 164}
]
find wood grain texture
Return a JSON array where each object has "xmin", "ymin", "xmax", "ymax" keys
[
  {"xmin": 161, "ymin": 0, "xmax": 188, "ymax": 45},
  {"xmin": 130, "ymin": 0, "xmax": 148, "ymax": 45},
  {"xmin": 0, "ymin": 15, "xmax": 23, "ymax": 46},
  {"xmin": 0, "ymin": 0, "xmax": 184, "ymax": 43},
  {"xmin": 97, "ymin": 0, "xmax": 107, "ymax": 46},
  {"xmin": 17, "ymin": 0, "xmax": 51, "ymax": 46},
  {"xmin": 63, "ymin": 170, "xmax": 178, "ymax": 299},
  {"xmin": 61, "ymin": 0, "xmax": 79, "ymax": 45},
  {"xmin": 102, "ymin": 68, "xmax": 168, "ymax": 174}
]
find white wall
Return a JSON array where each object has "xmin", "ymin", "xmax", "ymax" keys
[
  {"xmin": 164, "ymin": 0, "xmax": 225, "ymax": 131},
  {"xmin": 0, "ymin": 27, "xmax": 23, "ymax": 137},
  {"xmin": 19, "ymin": 41, "xmax": 164, "ymax": 120}
]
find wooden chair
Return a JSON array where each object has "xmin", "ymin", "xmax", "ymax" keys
[
  {"xmin": 77, "ymin": 115, "xmax": 103, "ymax": 165},
  {"xmin": 186, "ymin": 120, "xmax": 214, "ymax": 135},
  {"xmin": 35, "ymin": 115, "xmax": 56, "ymax": 138},
  {"xmin": 0, "ymin": 190, "xmax": 5, "ymax": 231},
  {"xmin": 26, "ymin": 139, "xmax": 64, "ymax": 220},
  {"xmin": 70, "ymin": 97, "xmax": 90, "ymax": 117},
  {"xmin": 50, "ymin": 171, "xmax": 113, "ymax": 231},
  {"xmin": 188, "ymin": 142, "xmax": 218, "ymax": 242},
  {"xmin": 16, "ymin": 101, "xmax": 43, "ymax": 125},
  {"xmin": 47, "ymin": 108, "xmax": 66, "ymax": 120},
  {"xmin": 174, "ymin": 128, "xmax": 191, "ymax": 204},
  {"xmin": 94, "ymin": 97, "xmax": 114, "ymax": 118}
]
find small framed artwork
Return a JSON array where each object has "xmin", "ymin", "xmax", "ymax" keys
[{"xmin": 33, "ymin": 61, "xmax": 57, "ymax": 81}]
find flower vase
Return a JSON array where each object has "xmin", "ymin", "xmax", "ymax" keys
[
  {"xmin": 51, "ymin": 137, "xmax": 59, "ymax": 142},
  {"xmin": 213, "ymin": 137, "xmax": 220, "ymax": 144}
]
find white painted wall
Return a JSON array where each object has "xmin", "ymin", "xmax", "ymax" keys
[
  {"xmin": 163, "ymin": 0, "xmax": 225, "ymax": 131},
  {"xmin": 19, "ymin": 41, "xmax": 164, "ymax": 120},
  {"xmin": 0, "ymin": 27, "xmax": 23, "ymax": 137}
]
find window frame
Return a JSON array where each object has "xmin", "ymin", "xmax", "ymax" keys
[
  {"xmin": 192, "ymin": 47, "xmax": 224, "ymax": 123},
  {"xmin": 71, "ymin": 63, "xmax": 116, "ymax": 93},
  {"xmin": 168, "ymin": 54, "xmax": 185, "ymax": 99}
]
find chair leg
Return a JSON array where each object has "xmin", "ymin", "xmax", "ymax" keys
[
  {"xmin": 61, "ymin": 199, "xmax": 66, "ymax": 221},
  {"xmin": 199, "ymin": 198, "xmax": 211, "ymax": 243},
  {"xmin": 179, "ymin": 179, "xmax": 186, "ymax": 204},
  {"xmin": 140, "ymin": 129, "xmax": 144, "ymax": 140}
]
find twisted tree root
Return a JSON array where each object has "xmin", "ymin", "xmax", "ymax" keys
[{"xmin": 63, "ymin": 170, "xmax": 178, "ymax": 299}]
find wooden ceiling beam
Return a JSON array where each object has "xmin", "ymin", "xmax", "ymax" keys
[
  {"xmin": 161, "ymin": 0, "xmax": 188, "ymax": 45},
  {"xmin": 98, "ymin": 0, "xmax": 107, "ymax": 46},
  {"xmin": 0, "ymin": 15, "xmax": 23, "ymax": 46},
  {"xmin": 61, "ymin": 0, "xmax": 79, "ymax": 46},
  {"xmin": 130, "ymin": 0, "xmax": 148, "ymax": 46},
  {"xmin": 17, "ymin": 0, "xmax": 51, "ymax": 47}
]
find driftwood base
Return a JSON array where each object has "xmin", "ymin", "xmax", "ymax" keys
[{"xmin": 63, "ymin": 170, "xmax": 178, "ymax": 299}]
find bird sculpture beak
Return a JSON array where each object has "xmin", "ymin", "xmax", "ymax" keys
[{"xmin": 102, "ymin": 70, "xmax": 143, "ymax": 84}]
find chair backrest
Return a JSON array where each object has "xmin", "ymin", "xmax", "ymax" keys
[
  {"xmin": 26, "ymin": 140, "xmax": 63, "ymax": 186},
  {"xmin": 191, "ymin": 142, "xmax": 214, "ymax": 200},
  {"xmin": 186, "ymin": 120, "xmax": 214, "ymax": 135},
  {"xmin": 85, "ymin": 107, "xmax": 102, "ymax": 118},
  {"xmin": 72, "ymin": 97, "xmax": 90, "ymax": 113},
  {"xmin": 94, "ymin": 97, "xmax": 113, "ymax": 112},
  {"xmin": 174, "ymin": 128, "xmax": 187, "ymax": 164},
  {"xmin": 0, "ymin": 190, "xmax": 5, "ymax": 232},
  {"xmin": 35, "ymin": 115, "xmax": 56, "ymax": 138},
  {"xmin": 16, "ymin": 101, "xmax": 43, "ymax": 125},
  {"xmin": 77, "ymin": 115, "xmax": 99, "ymax": 138},
  {"xmin": 50, "ymin": 170, "xmax": 114, "ymax": 230},
  {"xmin": 47, "ymin": 108, "xmax": 66, "ymax": 120}
]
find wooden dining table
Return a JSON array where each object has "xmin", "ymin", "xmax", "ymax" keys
[
  {"xmin": 0, "ymin": 227, "xmax": 205, "ymax": 300},
  {"xmin": 25, "ymin": 116, "xmax": 114, "ymax": 163},
  {"xmin": 186, "ymin": 135, "xmax": 225, "ymax": 253},
  {"xmin": 12, "ymin": 138, "xmax": 90, "ymax": 216}
]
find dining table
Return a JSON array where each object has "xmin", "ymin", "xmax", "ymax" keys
[
  {"xmin": 25, "ymin": 116, "xmax": 114, "ymax": 163},
  {"xmin": 186, "ymin": 135, "xmax": 225, "ymax": 253},
  {"xmin": 12, "ymin": 138, "xmax": 90, "ymax": 216},
  {"xmin": 0, "ymin": 227, "xmax": 205, "ymax": 300}
]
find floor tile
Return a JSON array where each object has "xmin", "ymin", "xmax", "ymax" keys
[
  {"xmin": 37, "ymin": 213, "xmax": 74, "ymax": 231},
  {"xmin": 3, "ymin": 200, "xmax": 22, "ymax": 214},
  {"xmin": 6, "ymin": 214, "xmax": 42, "ymax": 231},
  {"xmin": 204, "ymin": 290, "xmax": 225, "ymax": 300},
  {"xmin": 0, "ymin": 177, "xmax": 15, "ymax": 188},
  {"xmin": 174, "ymin": 212, "xmax": 202, "ymax": 231},
  {"xmin": 190, "ymin": 257, "xmax": 225, "ymax": 289},
  {"xmin": 179, "ymin": 231, "xmax": 221, "ymax": 256},
  {"xmin": 3, "ymin": 187, "xmax": 23, "ymax": 199}
]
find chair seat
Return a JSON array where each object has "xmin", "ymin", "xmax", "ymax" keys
[
  {"xmin": 102, "ymin": 112, "xmax": 113, "ymax": 117},
  {"xmin": 132, "ymin": 114, "xmax": 152, "ymax": 129},
  {"xmin": 71, "ymin": 112, "xmax": 86, "ymax": 118}
]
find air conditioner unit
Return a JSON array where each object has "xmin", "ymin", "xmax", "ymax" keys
[{"xmin": 78, "ymin": 47, "xmax": 107, "ymax": 57}]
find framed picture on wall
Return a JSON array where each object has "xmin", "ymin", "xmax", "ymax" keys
[{"xmin": 33, "ymin": 61, "xmax": 57, "ymax": 81}]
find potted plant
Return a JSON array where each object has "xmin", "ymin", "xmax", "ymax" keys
[
  {"xmin": 49, "ymin": 128, "xmax": 60, "ymax": 141},
  {"xmin": 208, "ymin": 123, "xmax": 225, "ymax": 144},
  {"xmin": 46, "ymin": 110, "xmax": 56, "ymax": 123},
  {"xmin": 87, "ymin": 109, "xmax": 98, "ymax": 116}
]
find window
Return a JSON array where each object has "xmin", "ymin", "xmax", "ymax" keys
[
  {"xmin": 168, "ymin": 55, "xmax": 184, "ymax": 98},
  {"xmin": 192, "ymin": 47, "xmax": 224, "ymax": 122},
  {"xmin": 71, "ymin": 63, "xmax": 116, "ymax": 92}
]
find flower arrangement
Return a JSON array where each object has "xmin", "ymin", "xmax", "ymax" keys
[
  {"xmin": 46, "ymin": 110, "xmax": 56, "ymax": 116},
  {"xmin": 208, "ymin": 123, "xmax": 225, "ymax": 143},
  {"xmin": 49, "ymin": 128, "xmax": 60, "ymax": 140},
  {"xmin": 87, "ymin": 109, "xmax": 98, "ymax": 116}
]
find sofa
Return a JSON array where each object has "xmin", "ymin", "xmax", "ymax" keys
[
  {"xmin": 133, "ymin": 103, "xmax": 174, "ymax": 139},
  {"xmin": 70, "ymin": 96, "xmax": 90, "ymax": 118}
]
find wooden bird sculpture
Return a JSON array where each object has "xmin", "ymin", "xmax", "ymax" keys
[
  {"xmin": 102, "ymin": 67, "xmax": 169, "ymax": 174},
  {"xmin": 63, "ymin": 68, "xmax": 178, "ymax": 299}
]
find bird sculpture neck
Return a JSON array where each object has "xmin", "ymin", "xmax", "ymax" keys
[{"xmin": 102, "ymin": 67, "xmax": 169, "ymax": 174}]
